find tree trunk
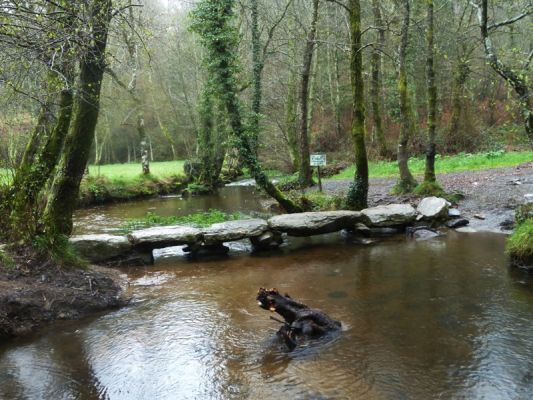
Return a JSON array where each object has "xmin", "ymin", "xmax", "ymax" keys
[
  {"xmin": 345, "ymin": 0, "xmax": 368, "ymax": 210},
  {"xmin": 476, "ymin": 0, "xmax": 532, "ymax": 147},
  {"xmin": 43, "ymin": 0, "xmax": 113, "ymax": 236},
  {"xmin": 298, "ymin": 0, "xmax": 319, "ymax": 187},
  {"xmin": 10, "ymin": 60, "xmax": 74, "ymax": 241},
  {"xmin": 370, "ymin": 0, "xmax": 390, "ymax": 159},
  {"xmin": 424, "ymin": 0, "xmax": 437, "ymax": 183},
  {"xmin": 396, "ymin": 0, "xmax": 417, "ymax": 192}
]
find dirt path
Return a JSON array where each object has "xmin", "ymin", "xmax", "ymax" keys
[{"xmin": 323, "ymin": 162, "xmax": 533, "ymax": 232}]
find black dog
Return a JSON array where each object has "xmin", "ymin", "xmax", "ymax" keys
[{"xmin": 257, "ymin": 288, "xmax": 341, "ymax": 350}]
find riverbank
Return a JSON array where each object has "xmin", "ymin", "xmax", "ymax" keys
[{"xmin": 0, "ymin": 248, "xmax": 129, "ymax": 340}]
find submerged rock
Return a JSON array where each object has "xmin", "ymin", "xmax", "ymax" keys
[
  {"xmin": 361, "ymin": 204, "xmax": 416, "ymax": 227},
  {"xmin": 446, "ymin": 218, "xmax": 470, "ymax": 229},
  {"xmin": 250, "ymin": 231, "xmax": 284, "ymax": 250},
  {"xmin": 70, "ymin": 234, "xmax": 132, "ymax": 263},
  {"xmin": 202, "ymin": 219, "xmax": 268, "ymax": 245},
  {"xmin": 127, "ymin": 225, "xmax": 202, "ymax": 250},
  {"xmin": 268, "ymin": 211, "xmax": 368, "ymax": 236},
  {"xmin": 416, "ymin": 197, "xmax": 450, "ymax": 221}
]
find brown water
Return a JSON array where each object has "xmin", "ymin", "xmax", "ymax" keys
[
  {"xmin": 73, "ymin": 186, "xmax": 267, "ymax": 234},
  {"xmin": 1, "ymin": 231, "xmax": 532, "ymax": 399}
]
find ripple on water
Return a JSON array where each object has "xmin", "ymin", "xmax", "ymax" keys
[{"xmin": 1, "ymin": 233, "xmax": 532, "ymax": 399}]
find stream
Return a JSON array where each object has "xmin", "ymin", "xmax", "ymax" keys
[{"xmin": 1, "ymin": 187, "xmax": 532, "ymax": 399}]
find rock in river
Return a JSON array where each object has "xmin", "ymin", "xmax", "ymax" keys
[
  {"xmin": 202, "ymin": 219, "xmax": 268, "ymax": 245},
  {"xmin": 70, "ymin": 234, "xmax": 132, "ymax": 263},
  {"xmin": 268, "ymin": 211, "xmax": 368, "ymax": 236},
  {"xmin": 361, "ymin": 204, "xmax": 417, "ymax": 227},
  {"xmin": 127, "ymin": 225, "xmax": 202, "ymax": 250},
  {"xmin": 417, "ymin": 197, "xmax": 450, "ymax": 221}
]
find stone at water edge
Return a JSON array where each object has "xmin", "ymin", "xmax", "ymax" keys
[
  {"xmin": 416, "ymin": 197, "xmax": 450, "ymax": 220},
  {"xmin": 267, "ymin": 211, "xmax": 369, "ymax": 236},
  {"xmin": 446, "ymin": 218, "xmax": 470, "ymax": 229},
  {"xmin": 361, "ymin": 204, "xmax": 417, "ymax": 227},
  {"xmin": 250, "ymin": 231, "xmax": 284, "ymax": 250},
  {"xmin": 69, "ymin": 234, "xmax": 132, "ymax": 263},
  {"xmin": 448, "ymin": 208, "xmax": 461, "ymax": 218}
]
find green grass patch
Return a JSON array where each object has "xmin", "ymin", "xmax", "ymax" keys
[
  {"xmin": 506, "ymin": 219, "xmax": 533, "ymax": 265},
  {"xmin": 329, "ymin": 151, "xmax": 533, "ymax": 180},
  {"xmin": 120, "ymin": 209, "xmax": 247, "ymax": 233},
  {"xmin": 413, "ymin": 181, "xmax": 445, "ymax": 197},
  {"xmin": 88, "ymin": 160, "xmax": 185, "ymax": 180}
]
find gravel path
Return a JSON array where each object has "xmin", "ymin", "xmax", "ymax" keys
[{"xmin": 322, "ymin": 162, "xmax": 533, "ymax": 232}]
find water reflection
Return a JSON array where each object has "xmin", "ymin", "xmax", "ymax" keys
[
  {"xmin": 0, "ymin": 232, "xmax": 532, "ymax": 399},
  {"xmin": 73, "ymin": 186, "xmax": 268, "ymax": 235}
]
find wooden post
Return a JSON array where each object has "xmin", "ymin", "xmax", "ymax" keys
[{"xmin": 317, "ymin": 166, "xmax": 322, "ymax": 192}]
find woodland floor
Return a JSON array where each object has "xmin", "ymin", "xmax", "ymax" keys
[{"xmin": 323, "ymin": 161, "xmax": 533, "ymax": 232}]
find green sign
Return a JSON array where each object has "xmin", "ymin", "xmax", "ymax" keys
[{"xmin": 310, "ymin": 153, "xmax": 326, "ymax": 166}]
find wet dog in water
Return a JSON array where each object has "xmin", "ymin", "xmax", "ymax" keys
[{"xmin": 256, "ymin": 288, "xmax": 341, "ymax": 350}]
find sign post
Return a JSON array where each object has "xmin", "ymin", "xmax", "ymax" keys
[{"xmin": 310, "ymin": 153, "xmax": 327, "ymax": 192}]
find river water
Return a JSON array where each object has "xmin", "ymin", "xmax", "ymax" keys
[{"xmin": 1, "ymin": 189, "xmax": 532, "ymax": 399}]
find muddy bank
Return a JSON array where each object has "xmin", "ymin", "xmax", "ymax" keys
[{"xmin": 0, "ymin": 251, "xmax": 129, "ymax": 340}]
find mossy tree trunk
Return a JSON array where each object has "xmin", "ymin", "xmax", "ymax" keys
[
  {"xmin": 345, "ymin": 0, "xmax": 368, "ymax": 210},
  {"xmin": 9, "ymin": 4, "xmax": 76, "ymax": 241},
  {"xmin": 448, "ymin": 53, "xmax": 470, "ymax": 144},
  {"xmin": 298, "ymin": 0, "xmax": 319, "ymax": 188},
  {"xmin": 191, "ymin": 0, "xmax": 302, "ymax": 213},
  {"xmin": 43, "ymin": 0, "xmax": 113, "ymax": 236},
  {"xmin": 396, "ymin": 0, "xmax": 417, "ymax": 192},
  {"xmin": 370, "ymin": 0, "xmax": 391, "ymax": 160},
  {"xmin": 285, "ymin": 7, "xmax": 300, "ymax": 172},
  {"xmin": 424, "ymin": 0, "xmax": 437, "ymax": 183}
]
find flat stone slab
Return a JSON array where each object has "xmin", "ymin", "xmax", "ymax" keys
[
  {"xmin": 127, "ymin": 225, "xmax": 202, "ymax": 250},
  {"xmin": 70, "ymin": 234, "xmax": 132, "ymax": 263},
  {"xmin": 268, "ymin": 211, "xmax": 368, "ymax": 236},
  {"xmin": 202, "ymin": 219, "xmax": 268, "ymax": 245},
  {"xmin": 362, "ymin": 204, "xmax": 417, "ymax": 227}
]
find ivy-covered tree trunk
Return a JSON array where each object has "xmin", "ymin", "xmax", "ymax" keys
[
  {"xmin": 370, "ymin": 0, "xmax": 390, "ymax": 159},
  {"xmin": 423, "ymin": 0, "xmax": 437, "ymax": 183},
  {"xmin": 191, "ymin": 0, "xmax": 302, "ymax": 213},
  {"xmin": 197, "ymin": 89, "xmax": 225, "ymax": 188},
  {"xmin": 345, "ymin": 0, "xmax": 368, "ymax": 210},
  {"xmin": 285, "ymin": 11, "xmax": 300, "ymax": 172},
  {"xmin": 396, "ymin": 0, "xmax": 417, "ymax": 193},
  {"xmin": 43, "ymin": 0, "xmax": 113, "ymax": 236},
  {"xmin": 298, "ymin": 0, "xmax": 319, "ymax": 188}
]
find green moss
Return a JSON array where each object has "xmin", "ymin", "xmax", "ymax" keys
[
  {"xmin": 413, "ymin": 181, "xmax": 445, "ymax": 197},
  {"xmin": 120, "ymin": 209, "xmax": 246, "ymax": 232},
  {"xmin": 506, "ymin": 219, "xmax": 533, "ymax": 265}
]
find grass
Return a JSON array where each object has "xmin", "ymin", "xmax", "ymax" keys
[
  {"xmin": 88, "ymin": 160, "xmax": 185, "ymax": 180},
  {"xmin": 506, "ymin": 219, "xmax": 533, "ymax": 265},
  {"xmin": 120, "ymin": 209, "xmax": 246, "ymax": 233},
  {"xmin": 329, "ymin": 151, "xmax": 533, "ymax": 180}
]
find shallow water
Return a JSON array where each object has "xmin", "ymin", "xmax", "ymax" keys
[
  {"xmin": 73, "ymin": 186, "xmax": 267, "ymax": 235},
  {"xmin": 1, "ymin": 231, "xmax": 532, "ymax": 399}
]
